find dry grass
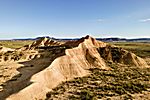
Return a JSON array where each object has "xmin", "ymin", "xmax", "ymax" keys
[
  {"xmin": 0, "ymin": 40, "xmax": 149, "ymax": 99},
  {"xmin": 109, "ymin": 42, "xmax": 150, "ymax": 58},
  {"xmin": 45, "ymin": 42, "xmax": 150, "ymax": 100},
  {"xmin": 0, "ymin": 40, "xmax": 33, "ymax": 49},
  {"xmin": 46, "ymin": 62, "xmax": 150, "ymax": 100}
]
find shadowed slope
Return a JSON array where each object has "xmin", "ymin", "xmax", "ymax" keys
[
  {"xmin": 6, "ymin": 36, "xmax": 109, "ymax": 99},
  {"xmin": 98, "ymin": 45, "xmax": 149, "ymax": 68},
  {"xmin": 0, "ymin": 35, "xmax": 148, "ymax": 100},
  {"xmin": 0, "ymin": 46, "xmax": 66, "ymax": 99}
]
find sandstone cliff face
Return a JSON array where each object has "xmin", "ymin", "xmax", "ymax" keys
[
  {"xmin": 7, "ymin": 36, "xmax": 110, "ymax": 100},
  {"xmin": 0, "ymin": 49, "xmax": 38, "ymax": 63},
  {"xmin": 0, "ymin": 46, "xmax": 14, "ymax": 54},
  {"xmin": 99, "ymin": 45, "xmax": 149, "ymax": 68},
  {"xmin": 0, "ymin": 36, "xmax": 148, "ymax": 100},
  {"xmin": 30, "ymin": 37, "xmax": 63, "ymax": 49}
]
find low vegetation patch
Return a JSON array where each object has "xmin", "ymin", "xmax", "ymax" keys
[
  {"xmin": 46, "ymin": 62, "xmax": 150, "ymax": 100},
  {"xmin": 109, "ymin": 42, "xmax": 150, "ymax": 58},
  {"xmin": 0, "ymin": 40, "xmax": 33, "ymax": 49}
]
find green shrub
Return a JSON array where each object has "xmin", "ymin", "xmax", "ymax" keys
[{"xmin": 80, "ymin": 90, "xmax": 95, "ymax": 100}]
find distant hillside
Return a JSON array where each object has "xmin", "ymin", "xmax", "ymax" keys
[
  {"xmin": 127, "ymin": 38, "xmax": 150, "ymax": 42},
  {"xmin": 97, "ymin": 38, "xmax": 150, "ymax": 42},
  {"xmin": 12, "ymin": 37, "xmax": 150, "ymax": 42}
]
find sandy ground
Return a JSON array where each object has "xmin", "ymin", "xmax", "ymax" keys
[
  {"xmin": 0, "ymin": 57, "xmax": 52, "ymax": 99},
  {"xmin": 0, "ymin": 37, "xmax": 149, "ymax": 100},
  {"xmin": 0, "ymin": 61, "xmax": 22, "ymax": 91}
]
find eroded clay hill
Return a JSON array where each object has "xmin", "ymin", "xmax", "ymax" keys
[{"xmin": 0, "ymin": 35, "xmax": 149, "ymax": 100}]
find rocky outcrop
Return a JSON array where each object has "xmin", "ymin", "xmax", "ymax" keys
[
  {"xmin": 6, "ymin": 36, "xmax": 109, "ymax": 99},
  {"xmin": 1, "ymin": 35, "xmax": 149, "ymax": 100},
  {"xmin": 0, "ymin": 49, "xmax": 38, "ymax": 62},
  {"xmin": 30, "ymin": 37, "xmax": 63, "ymax": 49},
  {"xmin": 0, "ymin": 46, "xmax": 14, "ymax": 54},
  {"xmin": 98, "ymin": 45, "xmax": 149, "ymax": 68},
  {"xmin": 0, "ymin": 46, "xmax": 14, "ymax": 62}
]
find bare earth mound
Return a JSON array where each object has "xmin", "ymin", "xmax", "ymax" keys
[{"xmin": 0, "ymin": 35, "xmax": 149, "ymax": 100}]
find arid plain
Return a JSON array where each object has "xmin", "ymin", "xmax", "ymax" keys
[{"xmin": 0, "ymin": 36, "xmax": 149, "ymax": 100}]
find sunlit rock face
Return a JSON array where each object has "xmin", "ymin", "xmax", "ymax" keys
[
  {"xmin": 4, "ymin": 35, "xmax": 149, "ymax": 100},
  {"xmin": 30, "ymin": 37, "xmax": 63, "ymax": 49},
  {"xmin": 0, "ymin": 46, "xmax": 14, "ymax": 53},
  {"xmin": 98, "ymin": 45, "xmax": 149, "ymax": 68}
]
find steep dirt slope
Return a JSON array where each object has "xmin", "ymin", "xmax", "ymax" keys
[
  {"xmin": 0, "ymin": 36, "xmax": 149, "ymax": 100},
  {"xmin": 6, "ymin": 36, "xmax": 149, "ymax": 100},
  {"xmin": 6, "ymin": 36, "xmax": 109, "ymax": 99},
  {"xmin": 98, "ymin": 45, "xmax": 149, "ymax": 68},
  {"xmin": 0, "ymin": 45, "xmax": 66, "ymax": 99},
  {"xmin": 45, "ymin": 63, "xmax": 150, "ymax": 100}
]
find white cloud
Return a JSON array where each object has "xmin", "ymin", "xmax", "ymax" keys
[
  {"xmin": 97, "ymin": 19, "xmax": 104, "ymax": 22},
  {"xmin": 139, "ymin": 18, "xmax": 150, "ymax": 22}
]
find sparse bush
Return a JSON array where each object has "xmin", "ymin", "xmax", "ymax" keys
[
  {"xmin": 46, "ymin": 62, "xmax": 150, "ymax": 99},
  {"xmin": 80, "ymin": 90, "xmax": 95, "ymax": 100},
  {"xmin": 68, "ymin": 95, "xmax": 77, "ymax": 100},
  {"xmin": 46, "ymin": 92, "xmax": 51, "ymax": 98},
  {"xmin": 115, "ymin": 86, "xmax": 126, "ymax": 95}
]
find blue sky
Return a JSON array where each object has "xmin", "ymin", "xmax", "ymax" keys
[{"xmin": 0, "ymin": 0, "xmax": 150, "ymax": 39}]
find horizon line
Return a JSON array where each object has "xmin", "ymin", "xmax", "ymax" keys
[{"xmin": 0, "ymin": 36, "xmax": 150, "ymax": 40}]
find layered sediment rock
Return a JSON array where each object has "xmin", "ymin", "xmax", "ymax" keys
[
  {"xmin": 7, "ymin": 36, "xmax": 110, "ymax": 99},
  {"xmin": 0, "ymin": 35, "xmax": 148, "ymax": 100},
  {"xmin": 0, "ymin": 46, "xmax": 14, "ymax": 54},
  {"xmin": 99, "ymin": 45, "xmax": 149, "ymax": 68}
]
